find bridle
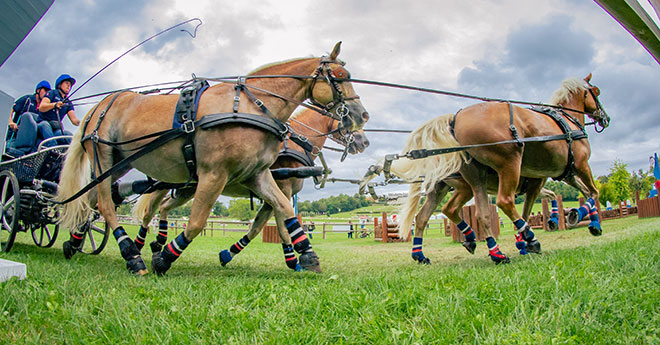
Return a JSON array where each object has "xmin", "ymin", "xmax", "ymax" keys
[
  {"xmin": 306, "ymin": 57, "xmax": 361, "ymax": 142},
  {"xmin": 584, "ymin": 82, "xmax": 610, "ymax": 133}
]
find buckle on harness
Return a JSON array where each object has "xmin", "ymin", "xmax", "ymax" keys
[{"xmin": 183, "ymin": 120, "xmax": 195, "ymax": 133}]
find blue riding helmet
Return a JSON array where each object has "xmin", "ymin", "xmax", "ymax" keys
[
  {"xmin": 35, "ymin": 80, "xmax": 51, "ymax": 92},
  {"xmin": 55, "ymin": 74, "xmax": 76, "ymax": 89}
]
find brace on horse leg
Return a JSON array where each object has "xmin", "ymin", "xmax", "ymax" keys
[
  {"xmin": 517, "ymin": 178, "xmax": 546, "ymax": 255},
  {"xmin": 244, "ymin": 169, "xmax": 320, "ymax": 272},
  {"xmin": 152, "ymin": 172, "xmax": 228, "ymax": 275},
  {"xmin": 134, "ymin": 189, "xmax": 168, "ymax": 252},
  {"xmin": 565, "ymin": 166, "xmax": 602, "ymax": 236},
  {"xmin": 461, "ymin": 163, "xmax": 511, "ymax": 264},
  {"xmin": 409, "ymin": 181, "xmax": 452, "ymax": 264},
  {"xmin": 219, "ymin": 202, "xmax": 302, "ymax": 271},
  {"xmin": 150, "ymin": 188, "xmax": 195, "ymax": 254},
  {"xmin": 539, "ymin": 187, "xmax": 560, "ymax": 231}
]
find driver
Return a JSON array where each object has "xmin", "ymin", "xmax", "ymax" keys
[{"xmin": 38, "ymin": 74, "xmax": 80, "ymax": 145}]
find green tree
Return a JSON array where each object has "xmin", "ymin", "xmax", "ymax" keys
[
  {"xmin": 629, "ymin": 169, "xmax": 654, "ymax": 198},
  {"xmin": 212, "ymin": 201, "xmax": 229, "ymax": 217},
  {"xmin": 228, "ymin": 199, "xmax": 258, "ymax": 221},
  {"xmin": 606, "ymin": 160, "xmax": 632, "ymax": 203}
]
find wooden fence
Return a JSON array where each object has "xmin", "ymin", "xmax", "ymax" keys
[{"xmin": 638, "ymin": 195, "xmax": 660, "ymax": 218}]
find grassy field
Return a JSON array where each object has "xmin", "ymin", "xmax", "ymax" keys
[{"xmin": 1, "ymin": 215, "xmax": 659, "ymax": 344}]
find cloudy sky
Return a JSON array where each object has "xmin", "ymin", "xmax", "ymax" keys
[{"xmin": 1, "ymin": 0, "xmax": 659, "ymax": 202}]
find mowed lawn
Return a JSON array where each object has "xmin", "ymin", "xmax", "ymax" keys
[{"xmin": 1, "ymin": 215, "xmax": 659, "ymax": 344}]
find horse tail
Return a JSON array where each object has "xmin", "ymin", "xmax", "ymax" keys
[
  {"xmin": 132, "ymin": 193, "xmax": 152, "ymax": 222},
  {"xmin": 394, "ymin": 114, "xmax": 467, "ymax": 238},
  {"xmin": 394, "ymin": 114, "xmax": 466, "ymax": 191},
  {"xmin": 56, "ymin": 126, "xmax": 92, "ymax": 232},
  {"xmin": 398, "ymin": 181, "xmax": 422, "ymax": 240}
]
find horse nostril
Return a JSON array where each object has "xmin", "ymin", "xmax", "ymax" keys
[
  {"xmin": 362, "ymin": 112, "xmax": 369, "ymax": 122},
  {"xmin": 364, "ymin": 138, "xmax": 370, "ymax": 147}
]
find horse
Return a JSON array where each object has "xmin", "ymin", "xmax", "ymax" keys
[
  {"xmin": 131, "ymin": 106, "xmax": 370, "ymax": 271},
  {"xmin": 56, "ymin": 42, "xmax": 370, "ymax": 275},
  {"xmin": 368, "ymin": 74, "xmax": 608, "ymax": 264}
]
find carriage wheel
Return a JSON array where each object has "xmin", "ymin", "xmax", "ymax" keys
[
  {"xmin": 0, "ymin": 171, "xmax": 20, "ymax": 252},
  {"xmin": 78, "ymin": 220, "xmax": 110, "ymax": 255},
  {"xmin": 31, "ymin": 223, "xmax": 59, "ymax": 248}
]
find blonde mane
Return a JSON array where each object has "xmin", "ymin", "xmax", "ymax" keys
[
  {"xmin": 248, "ymin": 57, "xmax": 315, "ymax": 75},
  {"xmin": 549, "ymin": 78, "xmax": 588, "ymax": 106}
]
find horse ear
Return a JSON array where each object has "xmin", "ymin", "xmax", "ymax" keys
[
  {"xmin": 584, "ymin": 73, "xmax": 592, "ymax": 83},
  {"xmin": 330, "ymin": 41, "xmax": 342, "ymax": 60}
]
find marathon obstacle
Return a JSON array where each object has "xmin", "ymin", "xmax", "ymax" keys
[
  {"xmin": 374, "ymin": 212, "xmax": 409, "ymax": 243},
  {"xmin": 637, "ymin": 195, "xmax": 660, "ymax": 219}
]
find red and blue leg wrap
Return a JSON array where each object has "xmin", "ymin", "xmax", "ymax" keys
[
  {"xmin": 282, "ymin": 244, "xmax": 302, "ymax": 271},
  {"xmin": 486, "ymin": 237, "xmax": 509, "ymax": 264},
  {"xmin": 411, "ymin": 237, "xmax": 426, "ymax": 262},
  {"xmin": 134, "ymin": 225, "xmax": 148, "ymax": 251},
  {"xmin": 285, "ymin": 217, "xmax": 312, "ymax": 254},
  {"xmin": 457, "ymin": 220, "xmax": 476, "ymax": 242},
  {"xmin": 161, "ymin": 232, "xmax": 192, "ymax": 263}
]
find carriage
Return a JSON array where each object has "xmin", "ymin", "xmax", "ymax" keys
[{"xmin": 0, "ymin": 137, "xmax": 110, "ymax": 254}]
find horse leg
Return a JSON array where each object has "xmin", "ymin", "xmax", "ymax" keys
[
  {"xmin": 246, "ymin": 170, "xmax": 320, "ymax": 272},
  {"xmin": 410, "ymin": 181, "xmax": 449, "ymax": 264},
  {"xmin": 134, "ymin": 189, "xmax": 168, "ymax": 252},
  {"xmin": 442, "ymin": 177, "xmax": 478, "ymax": 255},
  {"xmin": 150, "ymin": 188, "xmax": 195, "ymax": 254},
  {"xmin": 94, "ymin": 176, "xmax": 148, "ymax": 275},
  {"xmin": 516, "ymin": 178, "xmax": 545, "ymax": 255},
  {"xmin": 565, "ymin": 168, "xmax": 602, "ymax": 236},
  {"xmin": 151, "ymin": 173, "xmax": 228, "ymax": 275},
  {"xmin": 538, "ymin": 187, "xmax": 559, "ymax": 231},
  {"xmin": 494, "ymin": 164, "xmax": 541, "ymax": 255},
  {"xmin": 460, "ymin": 164, "xmax": 510, "ymax": 264}
]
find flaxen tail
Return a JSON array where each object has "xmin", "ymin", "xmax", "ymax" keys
[
  {"xmin": 395, "ymin": 114, "xmax": 467, "ymax": 239},
  {"xmin": 132, "ymin": 193, "xmax": 152, "ymax": 222},
  {"xmin": 56, "ymin": 127, "xmax": 92, "ymax": 232}
]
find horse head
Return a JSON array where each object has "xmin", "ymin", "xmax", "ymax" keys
[
  {"xmin": 307, "ymin": 42, "xmax": 370, "ymax": 147},
  {"xmin": 583, "ymin": 73, "xmax": 610, "ymax": 131}
]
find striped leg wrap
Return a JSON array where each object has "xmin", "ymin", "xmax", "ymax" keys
[
  {"xmin": 411, "ymin": 237, "xmax": 426, "ymax": 261},
  {"xmin": 514, "ymin": 219, "xmax": 536, "ymax": 242},
  {"xmin": 588, "ymin": 199, "xmax": 599, "ymax": 222},
  {"xmin": 69, "ymin": 230, "xmax": 85, "ymax": 248},
  {"xmin": 285, "ymin": 218, "xmax": 312, "ymax": 254},
  {"xmin": 113, "ymin": 226, "xmax": 141, "ymax": 261},
  {"xmin": 229, "ymin": 235, "xmax": 251, "ymax": 256},
  {"xmin": 486, "ymin": 237, "xmax": 508, "ymax": 263},
  {"xmin": 134, "ymin": 225, "xmax": 148, "ymax": 250},
  {"xmin": 282, "ymin": 244, "xmax": 301, "ymax": 271},
  {"xmin": 551, "ymin": 200, "xmax": 559, "ymax": 219},
  {"xmin": 161, "ymin": 233, "xmax": 192, "ymax": 263},
  {"xmin": 457, "ymin": 220, "xmax": 475, "ymax": 242},
  {"xmin": 157, "ymin": 220, "xmax": 168, "ymax": 245}
]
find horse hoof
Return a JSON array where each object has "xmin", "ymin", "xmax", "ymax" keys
[
  {"xmin": 567, "ymin": 208, "xmax": 580, "ymax": 227},
  {"xmin": 588, "ymin": 223, "xmax": 602, "ymax": 236},
  {"xmin": 219, "ymin": 250, "xmax": 233, "ymax": 267},
  {"xmin": 547, "ymin": 218, "xmax": 558, "ymax": 231},
  {"xmin": 462, "ymin": 241, "xmax": 476, "ymax": 254},
  {"xmin": 149, "ymin": 241, "xmax": 163, "ymax": 254},
  {"xmin": 126, "ymin": 256, "xmax": 148, "ymax": 276},
  {"xmin": 151, "ymin": 252, "xmax": 171, "ymax": 276},
  {"xmin": 419, "ymin": 257, "xmax": 431, "ymax": 265},
  {"xmin": 489, "ymin": 252, "xmax": 510, "ymax": 265},
  {"xmin": 62, "ymin": 241, "xmax": 78, "ymax": 260},
  {"xmin": 299, "ymin": 252, "xmax": 322, "ymax": 273},
  {"xmin": 526, "ymin": 240, "xmax": 542, "ymax": 254}
]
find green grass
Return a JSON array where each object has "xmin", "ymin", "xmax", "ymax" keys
[{"xmin": 1, "ymin": 216, "xmax": 659, "ymax": 344}]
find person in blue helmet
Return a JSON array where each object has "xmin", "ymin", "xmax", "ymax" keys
[
  {"xmin": 4, "ymin": 80, "xmax": 52, "ymax": 158},
  {"xmin": 38, "ymin": 74, "xmax": 81, "ymax": 145}
]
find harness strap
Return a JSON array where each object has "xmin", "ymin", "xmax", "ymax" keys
[
  {"xmin": 278, "ymin": 148, "xmax": 315, "ymax": 167},
  {"xmin": 508, "ymin": 102, "xmax": 523, "ymax": 147}
]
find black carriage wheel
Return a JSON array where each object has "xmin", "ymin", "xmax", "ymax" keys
[
  {"xmin": 0, "ymin": 171, "xmax": 20, "ymax": 253},
  {"xmin": 31, "ymin": 223, "xmax": 59, "ymax": 248},
  {"xmin": 79, "ymin": 221, "xmax": 110, "ymax": 255}
]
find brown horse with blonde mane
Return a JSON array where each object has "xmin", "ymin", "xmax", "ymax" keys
[
  {"xmin": 56, "ymin": 42, "xmax": 370, "ymax": 275},
  {"xmin": 131, "ymin": 107, "xmax": 370, "ymax": 270},
  {"xmin": 376, "ymin": 74, "xmax": 609, "ymax": 264}
]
